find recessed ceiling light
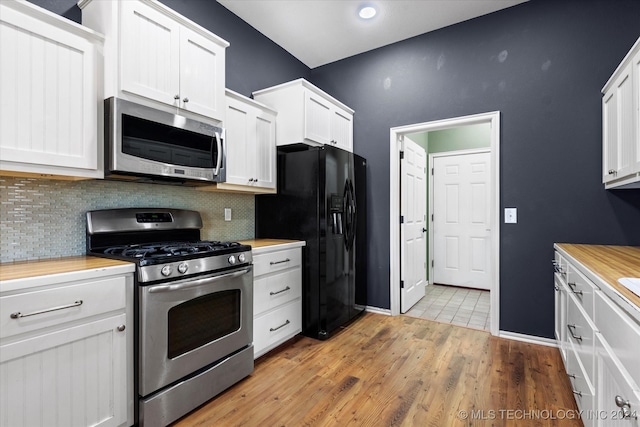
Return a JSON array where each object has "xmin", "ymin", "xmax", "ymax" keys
[{"xmin": 358, "ymin": 5, "xmax": 377, "ymax": 20}]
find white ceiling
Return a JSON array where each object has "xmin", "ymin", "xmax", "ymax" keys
[{"xmin": 216, "ymin": 0, "xmax": 528, "ymax": 69}]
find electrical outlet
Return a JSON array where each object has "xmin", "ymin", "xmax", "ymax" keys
[
  {"xmin": 504, "ymin": 208, "xmax": 517, "ymax": 224},
  {"xmin": 224, "ymin": 208, "xmax": 232, "ymax": 222}
]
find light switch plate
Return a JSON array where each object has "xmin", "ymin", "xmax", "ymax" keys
[
  {"xmin": 224, "ymin": 208, "xmax": 232, "ymax": 221},
  {"xmin": 504, "ymin": 208, "xmax": 517, "ymax": 224}
]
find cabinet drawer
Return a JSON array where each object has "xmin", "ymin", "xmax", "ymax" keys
[
  {"xmin": 566, "ymin": 344, "xmax": 596, "ymax": 427},
  {"xmin": 567, "ymin": 264, "xmax": 597, "ymax": 319},
  {"xmin": 253, "ymin": 248, "xmax": 302, "ymax": 277},
  {"xmin": 595, "ymin": 291, "xmax": 640, "ymax": 386},
  {"xmin": 554, "ymin": 251, "xmax": 569, "ymax": 283},
  {"xmin": 0, "ymin": 276, "xmax": 127, "ymax": 340},
  {"xmin": 254, "ymin": 268, "xmax": 302, "ymax": 317},
  {"xmin": 567, "ymin": 293, "xmax": 595, "ymax": 385},
  {"xmin": 253, "ymin": 298, "xmax": 301, "ymax": 358}
]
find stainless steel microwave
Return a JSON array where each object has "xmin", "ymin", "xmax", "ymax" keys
[{"xmin": 104, "ymin": 97, "xmax": 225, "ymax": 185}]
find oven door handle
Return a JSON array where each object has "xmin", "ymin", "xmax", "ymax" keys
[{"xmin": 147, "ymin": 268, "xmax": 251, "ymax": 293}]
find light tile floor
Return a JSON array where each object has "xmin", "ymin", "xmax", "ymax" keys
[{"xmin": 404, "ymin": 284, "xmax": 491, "ymax": 331}]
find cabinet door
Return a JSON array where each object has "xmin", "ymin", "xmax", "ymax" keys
[
  {"xmin": 0, "ymin": 314, "xmax": 128, "ymax": 427},
  {"xmin": 179, "ymin": 27, "xmax": 225, "ymax": 120},
  {"xmin": 304, "ymin": 91, "xmax": 332, "ymax": 145},
  {"xmin": 554, "ymin": 276, "xmax": 567, "ymax": 361},
  {"xmin": 603, "ymin": 62, "xmax": 634, "ymax": 183},
  {"xmin": 0, "ymin": 3, "xmax": 99, "ymax": 176},
  {"xmin": 633, "ymin": 48, "xmax": 640, "ymax": 174},
  {"xmin": 224, "ymin": 96, "xmax": 253, "ymax": 186},
  {"xmin": 596, "ymin": 335, "xmax": 640, "ymax": 427},
  {"xmin": 331, "ymin": 107, "xmax": 353, "ymax": 152},
  {"xmin": 120, "ymin": 1, "xmax": 180, "ymax": 107},
  {"xmin": 254, "ymin": 109, "xmax": 277, "ymax": 189}
]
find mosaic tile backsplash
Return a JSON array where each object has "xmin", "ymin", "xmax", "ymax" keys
[{"xmin": 0, "ymin": 177, "xmax": 255, "ymax": 263}]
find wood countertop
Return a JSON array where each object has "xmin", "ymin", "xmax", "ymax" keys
[
  {"xmin": 0, "ymin": 256, "xmax": 135, "ymax": 283},
  {"xmin": 555, "ymin": 243, "xmax": 640, "ymax": 310},
  {"xmin": 239, "ymin": 239, "xmax": 306, "ymax": 253}
]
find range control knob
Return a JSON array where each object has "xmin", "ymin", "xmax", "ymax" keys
[
  {"xmin": 161, "ymin": 265, "xmax": 173, "ymax": 277},
  {"xmin": 228, "ymin": 255, "xmax": 237, "ymax": 265},
  {"xmin": 238, "ymin": 253, "xmax": 246, "ymax": 263},
  {"xmin": 177, "ymin": 263, "xmax": 188, "ymax": 274}
]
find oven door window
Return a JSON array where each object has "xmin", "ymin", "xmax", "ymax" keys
[
  {"xmin": 167, "ymin": 289, "xmax": 240, "ymax": 359},
  {"xmin": 122, "ymin": 114, "xmax": 217, "ymax": 168}
]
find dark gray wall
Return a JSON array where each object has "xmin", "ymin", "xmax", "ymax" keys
[
  {"xmin": 27, "ymin": 0, "xmax": 311, "ymax": 98},
  {"xmin": 310, "ymin": 0, "xmax": 640, "ymax": 337},
  {"xmin": 26, "ymin": 0, "xmax": 640, "ymax": 338}
]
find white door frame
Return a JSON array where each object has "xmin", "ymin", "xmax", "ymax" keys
[{"xmin": 389, "ymin": 111, "xmax": 500, "ymax": 336}]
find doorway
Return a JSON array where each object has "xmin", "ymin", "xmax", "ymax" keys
[{"xmin": 389, "ymin": 112, "xmax": 500, "ymax": 336}]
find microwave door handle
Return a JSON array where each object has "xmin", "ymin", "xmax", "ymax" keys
[
  {"xmin": 147, "ymin": 268, "xmax": 250, "ymax": 293},
  {"xmin": 214, "ymin": 131, "xmax": 223, "ymax": 176}
]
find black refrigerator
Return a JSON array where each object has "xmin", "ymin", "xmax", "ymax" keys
[{"xmin": 256, "ymin": 144, "xmax": 367, "ymax": 340}]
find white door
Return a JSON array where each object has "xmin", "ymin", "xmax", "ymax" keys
[
  {"xmin": 400, "ymin": 138, "xmax": 427, "ymax": 313},
  {"xmin": 433, "ymin": 151, "xmax": 491, "ymax": 290}
]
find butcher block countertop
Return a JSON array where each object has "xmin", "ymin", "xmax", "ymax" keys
[
  {"xmin": 239, "ymin": 239, "xmax": 305, "ymax": 255},
  {"xmin": 555, "ymin": 243, "xmax": 640, "ymax": 313},
  {"xmin": 0, "ymin": 256, "xmax": 135, "ymax": 291}
]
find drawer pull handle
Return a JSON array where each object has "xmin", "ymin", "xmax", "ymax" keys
[
  {"xmin": 568, "ymin": 373, "xmax": 577, "ymax": 379},
  {"xmin": 10, "ymin": 300, "xmax": 83, "ymax": 319},
  {"xmin": 270, "ymin": 319, "xmax": 291, "ymax": 332},
  {"xmin": 567, "ymin": 324, "xmax": 583, "ymax": 341},
  {"xmin": 270, "ymin": 258, "xmax": 290, "ymax": 266},
  {"xmin": 615, "ymin": 395, "xmax": 637, "ymax": 419},
  {"xmin": 270, "ymin": 286, "xmax": 291, "ymax": 296},
  {"xmin": 567, "ymin": 282, "xmax": 583, "ymax": 296},
  {"xmin": 572, "ymin": 390, "xmax": 582, "ymax": 398}
]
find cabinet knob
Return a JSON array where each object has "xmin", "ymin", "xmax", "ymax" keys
[
  {"xmin": 174, "ymin": 94, "xmax": 180, "ymax": 100},
  {"xmin": 117, "ymin": 325, "xmax": 126, "ymax": 332},
  {"xmin": 183, "ymin": 97, "xmax": 189, "ymax": 103},
  {"xmin": 608, "ymin": 169, "xmax": 617, "ymax": 175},
  {"xmin": 615, "ymin": 395, "xmax": 636, "ymax": 419}
]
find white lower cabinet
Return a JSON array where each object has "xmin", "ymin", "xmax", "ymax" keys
[
  {"xmin": 0, "ymin": 266, "xmax": 134, "ymax": 427},
  {"xmin": 252, "ymin": 245, "xmax": 303, "ymax": 358},
  {"xmin": 554, "ymin": 245, "xmax": 640, "ymax": 427}
]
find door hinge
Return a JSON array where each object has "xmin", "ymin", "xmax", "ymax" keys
[
  {"xmin": 400, "ymin": 280, "xmax": 405, "ymax": 289},
  {"xmin": 400, "ymin": 215, "xmax": 404, "ymax": 224},
  {"xmin": 400, "ymin": 151, "xmax": 405, "ymax": 160}
]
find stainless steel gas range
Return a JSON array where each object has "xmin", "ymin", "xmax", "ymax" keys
[{"xmin": 86, "ymin": 208, "xmax": 253, "ymax": 426}]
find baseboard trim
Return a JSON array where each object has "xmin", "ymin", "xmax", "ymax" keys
[
  {"xmin": 499, "ymin": 330, "xmax": 558, "ymax": 347},
  {"xmin": 365, "ymin": 306, "xmax": 391, "ymax": 316}
]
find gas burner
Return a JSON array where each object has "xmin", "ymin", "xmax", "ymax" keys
[{"xmin": 101, "ymin": 240, "xmax": 244, "ymax": 262}]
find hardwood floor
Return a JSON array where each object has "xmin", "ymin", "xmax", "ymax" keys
[{"xmin": 173, "ymin": 313, "xmax": 581, "ymax": 426}]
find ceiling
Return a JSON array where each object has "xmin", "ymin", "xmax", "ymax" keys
[{"xmin": 216, "ymin": 0, "xmax": 528, "ymax": 69}]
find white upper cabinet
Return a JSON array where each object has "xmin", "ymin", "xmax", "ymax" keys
[
  {"xmin": 0, "ymin": 1, "xmax": 103, "ymax": 180},
  {"xmin": 202, "ymin": 90, "xmax": 277, "ymax": 193},
  {"xmin": 253, "ymin": 79, "xmax": 354, "ymax": 152},
  {"xmin": 602, "ymin": 37, "xmax": 640, "ymax": 189},
  {"xmin": 79, "ymin": 0, "xmax": 228, "ymax": 124}
]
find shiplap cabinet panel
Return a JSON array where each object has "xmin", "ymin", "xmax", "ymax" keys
[
  {"xmin": 80, "ymin": 0, "xmax": 228, "ymax": 123},
  {"xmin": 207, "ymin": 90, "xmax": 276, "ymax": 193},
  {"xmin": 0, "ymin": 315, "xmax": 127, "ymax": 427},
  {"xmin": 0, "ymin": 1, "xmax": 103, "ymax": 179},
  {"xmin": 253, "ymin": 78, "xmax": 354, "ymax": 152},
  {"xmin": 602, "ymin": 37, "xmax": 640, "ymax": 189},
  {"xmin": 0, "ymin": 262, "xmax": 134, "ymax": 427}
]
